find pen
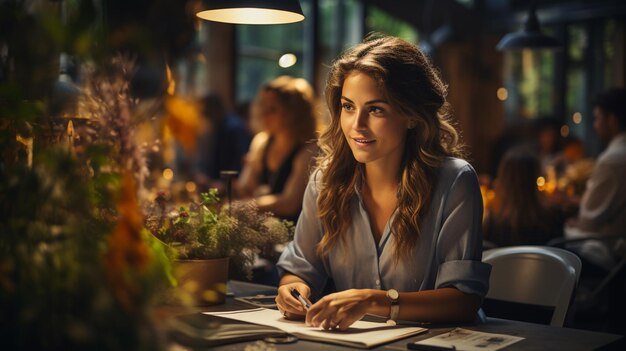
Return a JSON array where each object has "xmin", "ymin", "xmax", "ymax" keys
[{"xmin": 290, "ymin": 288, "xmax": 311, "ymax": 310}]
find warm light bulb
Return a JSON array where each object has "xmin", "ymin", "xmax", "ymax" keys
[
  {"xmin": 560, "ymin": 125, "xmax": 570, "ymax": 137},
  {"xmin": 572, "ymin": 112, "xmax": 582, "ymax": 124},
  {"xmin": 185, "ymin": 181, "xmax": 197, "ymax": 193},
  {"xmin": 278, "ymin": 53, "xmax": 297, "ymax": 68}
]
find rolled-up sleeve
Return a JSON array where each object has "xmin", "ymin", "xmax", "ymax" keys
[
  {"xmin": 276, "ymin": 171, "xmax": 329, "ymax": 296},
  {"xmin": 435, "ymin": 164, "xmax": 491, "ymax": 297}
]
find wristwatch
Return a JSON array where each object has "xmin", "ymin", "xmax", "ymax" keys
[{"xmin": 386, "ymin": 289, "xmax": 400, "ymax": 326}]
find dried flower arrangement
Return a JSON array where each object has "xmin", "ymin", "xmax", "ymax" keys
[
  {"xmin": 0, "ymin": 152, "xmax": 173, "ymax": 350},
  {"xmin": 144, "ymin": 189, "xmax": 294, "ymax": 280},
  {"xmin": 76, "ymin": 55, "xmax": 158, "ymax": 193},
  {"xmin": 0, "ymin": 55, "xmax": 171, "ymax": 349}
]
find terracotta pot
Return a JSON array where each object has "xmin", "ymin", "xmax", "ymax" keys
[{"xmin": 174, "ymin": 257, "xmax": 229, "ymax": 306}]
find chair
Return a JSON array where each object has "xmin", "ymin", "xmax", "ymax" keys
[
  {"xmin": 548, "ymin": 235, "xmax": 626, "ymax": 332},
  {"xmin": 547, "ymin": 235, "xmax": 626, "ymax": 307},
  {"xmin": 482, "ymin": 246, "xmax": 581, "ymax": 327}
]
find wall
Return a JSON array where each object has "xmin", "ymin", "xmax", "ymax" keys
[{"xmin": 437, "ymin": 35, "xmax": 505, "ymax": 175}]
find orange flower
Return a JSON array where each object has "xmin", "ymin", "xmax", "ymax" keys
[
  {"xmin": 164, "ymin": 95, "xmax": 201, "ymax": 154},
  {"xmin": 103, "ymin": 173, "xmax": 151, "ymax": 311}
]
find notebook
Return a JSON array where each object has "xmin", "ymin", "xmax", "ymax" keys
[
  {"xmin": 167, "ymin": 311, "xmax": 288, "ymax": 348},
  {"xmin": 204, "ymin": 308, "xmax": 428, "ymax": 349}
]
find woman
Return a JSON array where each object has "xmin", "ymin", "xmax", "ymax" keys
[
  {"xmin": 237, "ymin": 76, "xmax": 319, "ymax": 222},
  {"xmin": 275, "ymin": 35, "xmax": 491, "ymax": 330},
  {"xmin": 484, "ymin": 145, "xmax": 563, "ymax": 247}
]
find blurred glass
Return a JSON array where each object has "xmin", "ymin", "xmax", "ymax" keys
[
  {"xmin": 564, "ymin": 19, "xmax": 620, "ymax": 156},
  {"xmin": 502, "ymin": 46, "xmax": 556, "ymax": 121},
  {"xmin": 366, "ymin": 5, "xmax": 419, "ymax": 44},
  {"xmin": 235, "ymin": 0, "xmax": 311, "ymax": 103}
]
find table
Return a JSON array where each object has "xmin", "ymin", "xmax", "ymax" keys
[{"xmin": 160, "ymin": 281, "xmax": 623, "ymax": 350}]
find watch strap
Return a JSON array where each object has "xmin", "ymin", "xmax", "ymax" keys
[{"xmin": 386, "ymin": 289, "xmax": 400, "ymax": 325}]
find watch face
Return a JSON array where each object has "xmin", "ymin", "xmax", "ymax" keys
[{"xmin": 388, "ymin": 289, "xmax": 399, "ymax": 300}]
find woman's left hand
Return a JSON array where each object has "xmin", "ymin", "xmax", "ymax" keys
[{"xmin": 306, "ymin": 289, "xmax": 374, "ymax": 330}]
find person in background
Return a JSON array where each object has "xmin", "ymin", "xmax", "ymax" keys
[
  {"xmin": 565, "ymin": 88, "xmax": 626, "ymax": 271},
  {"xmin": 179, "ymin": 93, "xmax": 251, "ymax": 194},
  {"xmin": 483, "ymin": 145, "xmax": 563, "ymax": 247},
  {"xmin": 488, "ymin": 120, "xmax": 532, "ymax": 179},
  {"xmin": 561, "ymin": 135, "xmax": 586, "ymax": 166},
  {"xmin": 237, "ymin": 76, "xmax": 319, "ymax": 223},
  {"xmin": 275, "ymin": 35, "xmax": 490, "ymax": 329},
  {"xmin": 533, "ymin": 116, "xmax": 563, "ymax": 175},
  {"xmin": 549, "ymin": 135, "xmax": 595, "ymax": 214},
  {"xmin": 235, "ymin": 100, "xmax": 253, "ymax": 135}
]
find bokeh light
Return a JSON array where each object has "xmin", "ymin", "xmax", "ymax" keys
[
  {"xmin": 497, "ymin": 87, "xmax": 508, "ymax": 101},
  {"xmin": 278, "ymin": 53, "xmax": 297, "ymax": 68}
]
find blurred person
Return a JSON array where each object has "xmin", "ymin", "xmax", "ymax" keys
[
  {"xmin": 545, "ymin": 135, "xmax": 586, "ymax": 177},
  {"xmin": 484, "ymin": 146, "xmax": 564, "ymax": 247},
  {"xmin": 184, "ymin": 93, "xmax": 251, "ymax": 194},
  {"xmin": 560, "ymin": 136, "xmax": 595, "ymax": 200},
  {"xmin": 237, "ymin": 76, "xmax": 319, "ymax": 223},
  {"xmin": 561, "ymin": 135, "xmax": 586, "ymax": 165},
  {"xmin": 548, "ymin": 135, "xmax": 594, "ymax": 207},
  {"xmin": 533, "ymin": 116, "xmax": 563, "ymax": 175},
  {"xmin": 565, "ymin": 88, "xmax": 626, "ymax": 271},
  {"xmin": 275, "ymin": 35, "xmax": 490, "ymax": 328},
  {"xmin": 488, "ymin": 120, "xmax": 532, "ymax": 178},
  {"xmin": 235, "ymin": 100, "xmax": 253, "ymax": 135}
]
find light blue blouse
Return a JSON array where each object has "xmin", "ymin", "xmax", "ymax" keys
[{"xmin": 277, "ymin": 157, "xmax": 491, "ymax": 300}]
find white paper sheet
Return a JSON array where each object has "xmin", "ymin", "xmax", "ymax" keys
[
  {"xmin": 410, "ymin": 328, "xmax": 524, "ymax": 351},
  {"xmin": 204, "ymin": 308, "xmax": 427, "ymax": 348}
]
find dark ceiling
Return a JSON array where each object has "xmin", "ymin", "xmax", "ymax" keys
[{"xmin": 360, "ymin": 0, "xmax": 626, "ymax": 36}]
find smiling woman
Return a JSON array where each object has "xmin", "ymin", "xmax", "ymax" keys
[
  {"xmin": 340, "ymin": 72, "xmax": 409, "ymax": 170},
  {"xmin": 275, "ymin": 34, "xmax": 491, "ymax": 330}
]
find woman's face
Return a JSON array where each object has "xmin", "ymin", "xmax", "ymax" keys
[
  {"xmin": 340, "ymin": 72, "xmax": 409, "ymax": 169},
  {"xmin": 257, "ymin": 90, "xmax": 286, "ymax": 134}
]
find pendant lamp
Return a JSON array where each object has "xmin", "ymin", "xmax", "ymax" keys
[
  {"xmin": 496, "ymin": 2, "xmax": 560, "ymax": 51},
  {"xmin": 196, "ymin": 0, "xmax": 305, "ymax": 25}
]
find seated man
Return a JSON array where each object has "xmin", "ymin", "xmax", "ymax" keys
[{"xmin": 565, "ymin": 88, "xmax": 626, "ymax": 270}]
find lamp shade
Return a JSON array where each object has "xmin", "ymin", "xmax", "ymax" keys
[
  {"xmin": 196, "ymin": 0, "xmax": 305, "ymax": 25},
  {"xmin": 496, "ymin": 4, "xmax": 560, "ymax": 51}
]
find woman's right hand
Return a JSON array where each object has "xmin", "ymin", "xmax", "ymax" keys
[{"xmin": 275, "ymin": 282, "xmax": 311, "ymax": 319}]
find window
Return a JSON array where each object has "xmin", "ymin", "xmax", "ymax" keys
[
  {"xmin": 365, "ymin": 6, "xmax": 419, "ymax": 44},
  {"xmin": 564, "ymin": 24, "xmax": 588, "ymax": 140},
  {"xmin": 235, "ymin": 0, "xmax": 313, "ymax": 103},
  {"xmin": 564, "ymin": 19, "xmax": 623, "ymax": 155},
  {"xmin": 236, "ymin": 0, "xmax": 366, "ymax": 103},
  {"xmin": 502, "ymin": 48, "xmax": 557, "ymax": 121},
  {"xmin": 235, "ymin": 1, "xmax": 419, "ymax": 106}
]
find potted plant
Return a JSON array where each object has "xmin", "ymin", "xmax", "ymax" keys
[{"xmin": 144, "ymin": 189, "xmax": 293, "ymax": 306}]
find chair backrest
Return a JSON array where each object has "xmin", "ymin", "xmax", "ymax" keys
[{"xmin": 482, "ymin": 246, "xmax": 581, "ymax": 327}]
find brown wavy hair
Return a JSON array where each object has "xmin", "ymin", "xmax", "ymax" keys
[
  {"xmin": 252, "ymin": 75, "xmax": 317, "ymax": 144},
  {"xmin": 316, "ymin": 34, "xmax": 464, "ymax": 260}
]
